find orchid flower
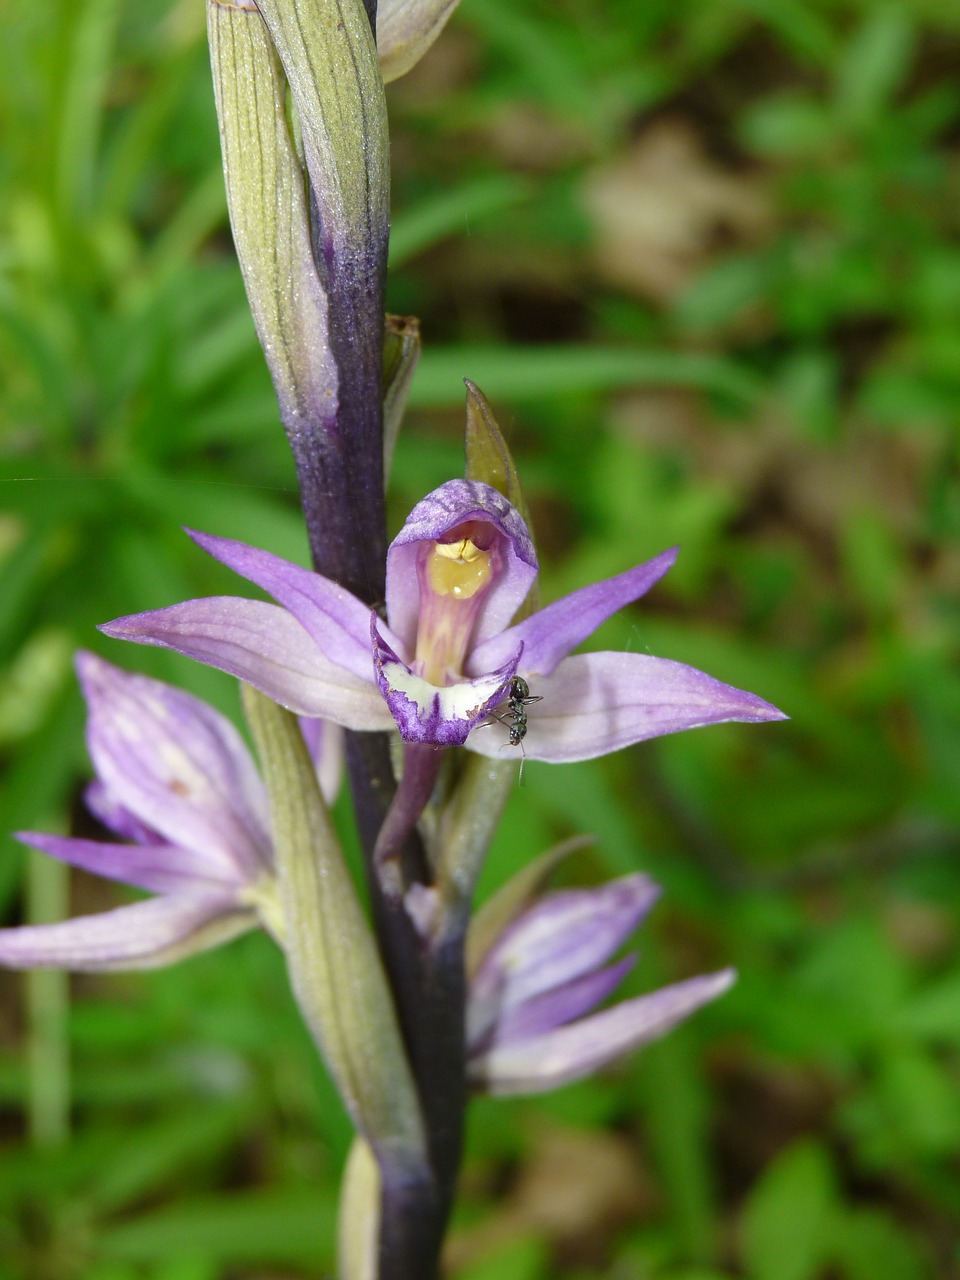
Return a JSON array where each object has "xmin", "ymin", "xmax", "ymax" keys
[
  {"xmin": 467, "ymin": 872, "xmax": 734, "ymax": 1096},
  {"xmin": 0, "ymin": 654, "xmax": 341, "ymax": 971},
  {"xmin": 101, "ymin": 481, "xmax": 785, "ymax": 763}
]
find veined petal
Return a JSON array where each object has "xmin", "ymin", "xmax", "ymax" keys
[
  {"xmin": 85, "ymin": 780, "xmax": 161, "ymax": 845},
  {"xmin": 101, "ymin": 598, "xmax": 393, "ymax": 730},
  {"xmin": 378, "ymin": 0, "xmax": 461, "ymax": 82},
  {"xmin": 385, "ymin": 480, "xmax": 537, "ymax": 654},
  {"xmin": 466, "ymin": 651, "xmax": 788, "ymax": 764},
  {"xmin": 470, "ymin": 875, "xmax": 659, "ymax": 1027},
  {"xmin": 485, "ymin": 954, "xmax": 637, "ymax": 1050},
  {"xmin": 15, "ymin": 832, "xmax": 238, "ymax": 896},
  {"xmin": 188, "ymin": 530, "xmax": 374, "ymax": 682},
  {"xmin": 471, "ymin": 969, "xmax": 736, "ymax": 1096},
  {"xmin": 470, "ymin": 548, "xmax": 678, "ymax": 677},
  {"xmin": 77, "ymin": 653, "xmax": 271, "ymax": 881},
  {"xmin": 0, "ymin": 892, "xmax": 255, "ymax": 972},
  {"xmin": 372, "ymin": 619, "xmax": 519, "ymax": 746}
]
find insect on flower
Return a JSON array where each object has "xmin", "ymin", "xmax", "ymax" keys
[{"xmin": 487, "ymin": 675, "xmax": 542, "ymax": 783}]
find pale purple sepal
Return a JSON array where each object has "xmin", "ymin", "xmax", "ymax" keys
[
  {"xmin": 84, "ymin": 780, "xmax": 160, "ymax": 845},
  {"xmin": 385, "ymin": 480, "xmax": 538, "ymax": 654},
  {"xmin": 470, "ymin": 547, "xmax": 679, "ymax": 677},
  {"xmin": 0, "ymin": 892, "xmax": 255, "ymax": 972},
  {"xmin": 372, "ymin": 618, "xmax": 521, "ymax": 746},
  {"xmin": 468, "ymin": 875, "xmax": 658, "ymax": 1047},
  {"xmin": 100, "ymin": 598, "xmax": 393, "ymax": 730},
  {"xmin": 77, "ymin": 651, "xmax": 271, "ymax": 882},
  {"xmin": 14, "ymin": 832, "xmax": 238, "ymax": 896},
  {"xmin": 489, "ymin": 954, "xmax": 636, "ymax": 1048},
  {"xmin": 187, "ymin": 530, "xmax": 374, "ymax": 683},
  {"xmin": 471, "ymin": 969, "xmax": 736, "ymax": 1096},
  {"xmin": 299, "ymin": 718, "xmax": 344, "ymax": 805},
  {"xmin": 467, "ymin": 651, "xmax": 788, "ymax": 764}
]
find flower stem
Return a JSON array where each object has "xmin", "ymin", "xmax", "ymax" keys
[{"xmin": 345, "ymin": 733, "xmax": 467, "ymax": 1278}]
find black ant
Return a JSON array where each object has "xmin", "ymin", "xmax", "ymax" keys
[{"xmin": 487, "ymin": 676, "xmax": 542, "ymax": 783}]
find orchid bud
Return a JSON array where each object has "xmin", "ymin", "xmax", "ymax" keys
[
  {"xmin": 207, "ymin": 0, "xmax": 335, "ymax": 449},
  {"xmin": 208, "ymin": 0, "xmax": 391, "ymax": 594}
]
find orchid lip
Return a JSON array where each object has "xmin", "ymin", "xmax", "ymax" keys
[{"xmin": 372, "ymin": 617, "xmax": 522, "ymax": 746}]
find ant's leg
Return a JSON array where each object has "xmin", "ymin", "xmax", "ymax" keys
[{"xmin": 480, "ymin": 710, "xmax": 513, "ymax": 731}]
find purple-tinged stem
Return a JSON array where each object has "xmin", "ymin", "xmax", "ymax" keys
[
  {"xmin": 345, "ymin": 734, "xmax": 467, "ymax": 1278},
  {"xmin": 297, "ymin": 212, "xmax": 389, "ymax": 602},
  {"xmin": 373, "ymin": 744, "xmax": 443, "ymax": 896}
]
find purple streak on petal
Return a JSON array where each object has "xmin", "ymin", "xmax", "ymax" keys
[
  {"xmin": 15, "ymin": 831, "xmax": 238, "ymax": 896},
  {"xmin": 470, "ymin": 875, "xmax": 659, "ymax": 1034},
  {"xmin": 187, "ymin": 530, "xmax": 373, "ymax": 682},
  {"xmin": 77, "ymin": 653, "xmax": 271, "ymax": 881},
  {"xmin": 0, "ymin": 892, "xmax": 253, "ymax": 972},
  {"xmin": 84, "ymin": 781, "xmax": 161, "ymax": 844},
  {"xmin": 372, "ymin": 618, "xmax": 519, "ymax": 746},
  {"xmin": 470, "ymin": 548, "xmax": 678, "ymax": 677},
  {"xmin": 385, "ymin": 480, "xmax": 538, "ymax": 652},
  {"xmin": 298, "ymin": 718, "xmax": 344, "ymax": 805},
  {"xmin": 488, "ymin": 955, "xmax": 637, "ymax": 1049},
  {"xmin": 466, "ymin": 651, "xmax": 788, "ymax": 764},
  {"xmin": 471, "ymin": 968, "xmax": 736, "ymax": 1096},
  {"xmin": 100, "ymin": 599, "xmax": 394, "ymax": 730}
]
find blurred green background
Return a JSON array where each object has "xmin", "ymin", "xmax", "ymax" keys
[{"xmin": 2, "ymin": 0, "xmax": 960, "ymax": 1276}]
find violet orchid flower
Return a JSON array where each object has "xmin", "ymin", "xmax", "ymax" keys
[
  {"xmin": 100, "ymin": 480, "xmax": 785, "ymax": 762},
  {"xmin": 467, "ymin": 872, "xmax": 734, "ymax": 1095},
  {"xmin": 0, "ymin": 653, "xmax": 315, "ymax": 971}
]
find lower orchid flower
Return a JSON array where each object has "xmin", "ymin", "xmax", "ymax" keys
[
  {"xmin": 467, "ymin": 871, "xmax": 734, "ymax": 1096},
  {"xmin": 0, "ymin": 653, "xmax": 335, "ymax": 971},
  {"xmin": 101, "ymin": 480, "xmax": 786, "ymax": 761}
]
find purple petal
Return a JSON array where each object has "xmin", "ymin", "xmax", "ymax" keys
[
  {"xmin": 372, "ymin": 618, "xmax": 519, "ymax": 746},
  {"xmin": 487, "ymin": 955, "xmax": 637, "ymax": 1049},
  {"xmin": 85, "ymin": 780, "xmax": 162, "ymax": 845},
  {"xmin": 77, "ymin": 653, "xmax": 271, "ymax": 882},
  {"xmin": 100, "ymin": 598, "xmax": 393, "ymax": 730},
  {"xmin": 15, "ymin": 832, "xmax": 238, "ymax": 896},
  {"xmin": 469, "ymin": 875, "xmax": 659, "ymax": 1044},
  {"xmin": 466, "ymin": 651, "xmax": 788, "ymax": 763},
  {"xmin": 470, "ymin": 548, "xmax": 678, "ymax": 676},
  {"xmin": 298, "ymin": 718, "xmax": 344, "ymax": 805},
  {"xmin": 385, "ymin": 480, "xmax": 538, "ymax": 654},
  {"xmin": 0, "ymin": 892, "xmax": 254, "ymax": 972},
  {"xmin": 470, "ymin": 968, "xmax": 736, "ymax": 1096},
  {"xmin": 188, "ymin": 530, "xmax": 374, "ymax": 682}
]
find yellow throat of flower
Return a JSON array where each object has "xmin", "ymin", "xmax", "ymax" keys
[
  {"xmin": 425, "ymin": 535, "xmax": 493, "ymax": 600},
  {"xmin": 416, "ymin": 527, "xmax": 497, "ymax": 684}
]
